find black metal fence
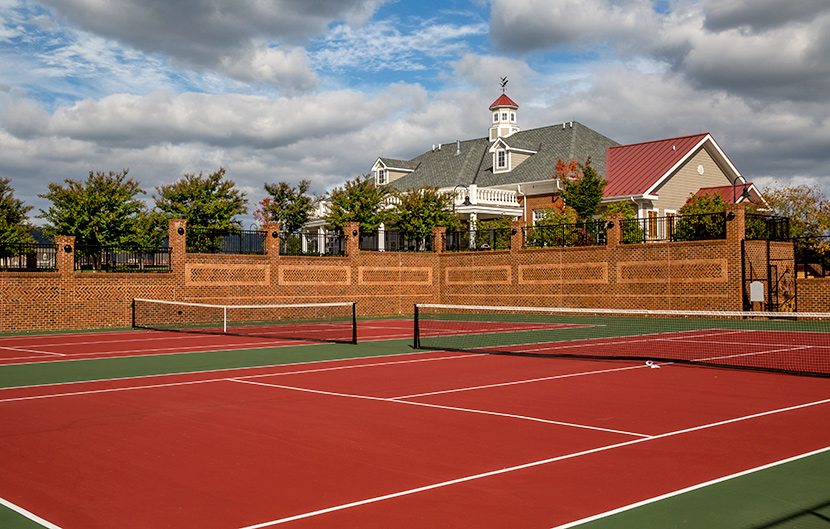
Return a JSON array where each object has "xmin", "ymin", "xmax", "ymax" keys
[
  {"xmin": 360, "ymin": 230, "xmax": 433, "ymax": 252},
  {"xmin": 185, "ymin": 228, "xmax": 266, "ymax": 254},
  {"xmin": 74, "ymin": 246, "xmax": 171, "ymax": 272},
  {"xmin": 280, "ymin": 232, "xmax": 345, "ymax": 256},
  {"xmin": 620, "ymin": 212, "xmax": 726, "ymax": 243},
  {"xmin": 0, "ymin": 243, "xmax": 58, "ymax": 271},
  {"xmin": 746, "ymin": 214, "xmax": 790, "ymax": 241},
  {"xmin": 524, "ymin": 220, "xmax": 606, "ymax": 248},
  {"xmin": 794, "ymin": 236, "xmax": 830, "ymax": 278},
  {"xmin": 444, "ymin": 228, "xmax": 512, "ymax": 252}
]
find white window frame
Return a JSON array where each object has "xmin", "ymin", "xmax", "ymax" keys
[
  {"xmin": 377, "ymin": 169, "xmax": 386, "ymax": 184},
  {"xmin": 493, "ymin": 112, "xmax": 498, "ymax": 122},
  {"xmin": 497, "ymin": 150, "xmax": 507, "ymax": 169},
  {"xmin": 501, "ymin": 112, "xmax": 508, "ymax": 121}
]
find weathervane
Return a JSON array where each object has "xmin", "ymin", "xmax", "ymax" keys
[{"xmin": 500, "ymin": 76, "xmax": 508, "ymax": 93}]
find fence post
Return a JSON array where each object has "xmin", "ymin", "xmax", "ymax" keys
[
  {"xmin": 263, "ymin": 223, "xmax": 280, "ymax": 258},
  {"xmin": 432, "ymin": 226, "xmax": 446, "ymax": 253},
  {"xmin": 605, "ymin": 213, "xmax": 622, "ymax": 248},
  {"xmin": 55, "ymin": 236, "xmax": 75, "ymax": 275},
  {"xmin": 344, "ymin": 222, "xmax": 360, "ymax": 257},
  {"xmin": 510, "ymin": 220, "xmax": 524, "ymax": 251},
  {"xmin": 169, "ymin": 219, "xmax": 186, "ymax": 272}
]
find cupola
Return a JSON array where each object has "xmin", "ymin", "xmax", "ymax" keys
[{"xmin": 489, "ymin": 94, "xmax": 520, "ymax": 141}]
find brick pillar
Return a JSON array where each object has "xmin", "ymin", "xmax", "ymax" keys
[
  {"xmin": 510, "ymin": 220, "xmax": 524, "ymax": 251},
  {"xmin": 432, "ymin": 226, "xmax": 447, "ymax": 253},
  {"xmin": 169, "ymin": 219, "xmax": 186, "ymax": 273},
  {"xmin": 725, "ymin": 203, "xmax": 746, "ymax": 311},
  {"xmin": 605, "ymin": 213, "xmax": 622, "ymax": 248},
  {"xmin": 344, "ymin": 222, "xmax": 360, "ymax": 256},
  {"xmin": 263, "ymin": 223, "xmax": 280, "ymax": 258},
  {"xmin": 55, "ymin": 235, "xmax": 75, "ymax": 275}
]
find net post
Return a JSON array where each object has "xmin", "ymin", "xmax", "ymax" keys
[
  {"xmin": 413, "ymin": 304, "xmax": 420, "ymax": 349},
  {"xmin": 131, "ymin": 298, "xmax": 136, "ymax": 329},
  {"xmin": 352, "ymin": 302, "xmax": 357, "ymax": 345},
  {"xmin": 223, "ymin": 306, "xmax": 227, "ymax": 333}
]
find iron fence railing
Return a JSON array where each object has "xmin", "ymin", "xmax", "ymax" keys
[
  {"xmin": 745, "ymin": 214, "xmax": 790, "ymax": 241},
  {"xmin": 444, "ymin": 228, "xmax": 512, "ymax": 252},
  {"xmin": 74, "ymin": 246, "xmax": 171, "ymax": 272},
  {"xmin": 360, "ymin": 230, "xmax": 433, "ymax": 252},
  {"xmin": 620, "ymin": 212, "xmax": 726, "ymax": 243},
  {"xmin": 280, "ymin": 232, "xmax": 345, "ymax": 256},
  {"xmin": 524, "ymin": 220, "xmax": 606, "ymax": 248},
  {"xmin": 185, "ymin": 228, "xmax": 266, "ymax": 254},
  {"xmin": 794, "ymin": 236, "xmax": 830, "ymax": 278},
  {"xmin": 0, "ymin": 243, "xmax": 58, "ymax": 271}
]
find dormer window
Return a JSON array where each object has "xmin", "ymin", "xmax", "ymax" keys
[
  {"xmin": 377, "ymin": 169, "xmax": 386, "ymax": 184},
  {"xmin": 497, "ymin": 150, "xmax": 507, "ymax": 169}
]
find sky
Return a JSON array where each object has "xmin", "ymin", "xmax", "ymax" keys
[{"xmin": 1, "ymin": 0, "xmax": 829, "ymax": 226}]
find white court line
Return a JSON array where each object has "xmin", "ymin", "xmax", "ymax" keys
[
  {"xmin": 0, "ymin": 346, "xmax": 65, "ymax": 356},
  {"xmin": 395, "ymin": 364, "xmax": 649, "ymax": 399},
  {"xmin": 549, "ymin": 444, "xmax": 830, "ymax": 529},
  {"xmin": 228, "ymin": 378, "xmax": 652, "ymax": 439},
  {"xmin": 0, "ymin": 352, "xmax": 477, "ymax": 402},
  {"xmin": 0, "ymin": 495, "xmax": 64, "ymax": 529},
  {"xmin": 235, "ymin": 397, "xmax": 830, "ymax": 528}
]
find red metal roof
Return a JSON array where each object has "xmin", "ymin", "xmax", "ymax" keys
[
  {"xmin": 489, "ymin": 94, "xmax": 519, "ymax": 110},
  {"xmin": 604, "ymin": 133, "xmax": 709, "ymax": 197},
  {"xmin": 696, "ymin": 184, "xmax": 759, "ymax": 204}
]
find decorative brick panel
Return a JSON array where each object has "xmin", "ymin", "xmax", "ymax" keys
[
  {"xmin": 278, "ymin": 266, "xmax": 351, "ymax": 285},
  {"xmin": 519, "ymin": 263, "xmax": 608, "ymax": 284},
  {"xmin": 617, "ymin": 259, "xmax": 728, "ymax": 283},
  {"xmin": 360, "ymin": 267, "xmax": 432, "ymax": 285},
  {"xmin": 185, "ymin": 264, "xmax": 270, "ymax": 286},
  {"xmin": 445, "ymin": 266, "xmax": 511, "ymax": 285}
]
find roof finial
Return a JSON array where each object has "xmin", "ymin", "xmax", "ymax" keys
[{"xmin": 500, "ymin": 76, "xmax": 508, "ymax": 93}]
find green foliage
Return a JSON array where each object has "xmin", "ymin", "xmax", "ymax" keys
[
  {"xmin": 527, "ymin": 204, "xmax": 600, "ymax": 247},
  {"xmin": 762, "ymin": 184, "xmax": 830, "ymax": 239},
  {"xmin": 0, "ymin": 178, "xmax": 34, "ymax": 249},
  {"xmin": 324, "ymin": 174, "xmax": 391, "ymax": 232},
  {"xmin": 473, "ymin": 216, "xmax": 512, "ymax": 250},
  {"xmin": 601, "ymin": 201, "xmax": 644, "ymax": 244},
  {"xmin": 560, "ymin": 157, "xmax": 606, "ymax": 220},
  {"xmin": 154, "ymin": 167, "xmax": 248, "ymax": 229},
  {"xmin": 675, "ymin": 193, "xmax": 727, "ymax": 241},
  {"xmin": 261, "ymin": 180, "xmax": 317, "ymax": 233},
  {"xmin": 389, "ymin": 186, "xmax": 460, "ymax": 241},
  {"xmin": 154, "ymin": 167, "xmax": 248, "ymax": 253},
  {"xmin": 38, "ymin": 170, "xmax": 160, "ymax": 251}
]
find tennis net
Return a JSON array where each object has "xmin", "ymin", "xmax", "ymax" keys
[
  {"xmin": 133, "ymin": 299, "xmax": 357, "ymax": 344},
  {"xmin": 414, "ymin": 304, "xmax": 830, "ymax": 378}
]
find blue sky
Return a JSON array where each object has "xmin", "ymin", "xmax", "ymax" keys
[{"xmin": 1, "ymin": 0, "xmax": 829, "ymax": 224}]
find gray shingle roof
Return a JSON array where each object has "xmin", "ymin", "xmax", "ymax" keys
[{"xmin": 387, "ymin": 122, "xmax": 619, "ymax": 191}]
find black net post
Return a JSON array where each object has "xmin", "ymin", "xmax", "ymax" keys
[{"xmin": 414, "ymin": 304, "xmax": 420, "ymax": 349}]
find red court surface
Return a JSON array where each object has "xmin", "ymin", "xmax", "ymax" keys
[
  {"xmin": 0, "ymin": 319, "xmax": 413, "ymax": 365},
  {"xmin": 1, "ymin": 348, "xmax": 829, "ymax": 529}
]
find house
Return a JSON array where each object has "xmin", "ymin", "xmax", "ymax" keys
[{"xmin": 369, "ymin": 93, "xmax": 758, "ymax": 229}]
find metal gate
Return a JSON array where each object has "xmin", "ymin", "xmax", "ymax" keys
[{"xmin": 742, "ymin": 240, "xmax": 796, "ymax": 312}]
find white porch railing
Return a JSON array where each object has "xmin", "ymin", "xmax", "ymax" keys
[{"xmin": 447, "ymin": 184, "xmax": 520, "ymax": 207}]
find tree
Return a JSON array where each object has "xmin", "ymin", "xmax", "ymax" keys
[
  {"xmin": 675, "ymin": 192, "xmax": 728, "ymax": 241},
  {"xmin": 324, "ymin": 174, "xmax": 391, "ymax": 232},
  {"xmin": 762, "ymin": 184, "xmax": 830, "ymax": 239},
  {"xmin": 389, "ymin": 186, "xmax": 460, "ymax": 240},
  {"xmin": 0, "ymin": 178, "xmax": 34, "ymax": 248},
  {"xmin": 38, "ymin": 170, "xmax": 159, "ymax": 249},
  {"xmin": 154, "ymin": 167, "xmax": 248, "ymax": 229},
  {"xmin": 559, "ymin": 157, "xmax": 606, "ymax": 220},
  {"xmin": 260, "ymin": 180, "xmax": 317, "ymax": 233},
  {"xmin": 601, "ymin": 201, "xmax": 644, "ymax": 244}
]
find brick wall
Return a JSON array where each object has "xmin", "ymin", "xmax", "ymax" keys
[{"xmin": 3, "ymin": 205, "xmax": 812, "ymax": 333}]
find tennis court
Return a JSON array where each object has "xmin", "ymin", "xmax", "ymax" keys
[{"xmin": 1, "ymin": 305, "xmax": 829, "ymax": 529}]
